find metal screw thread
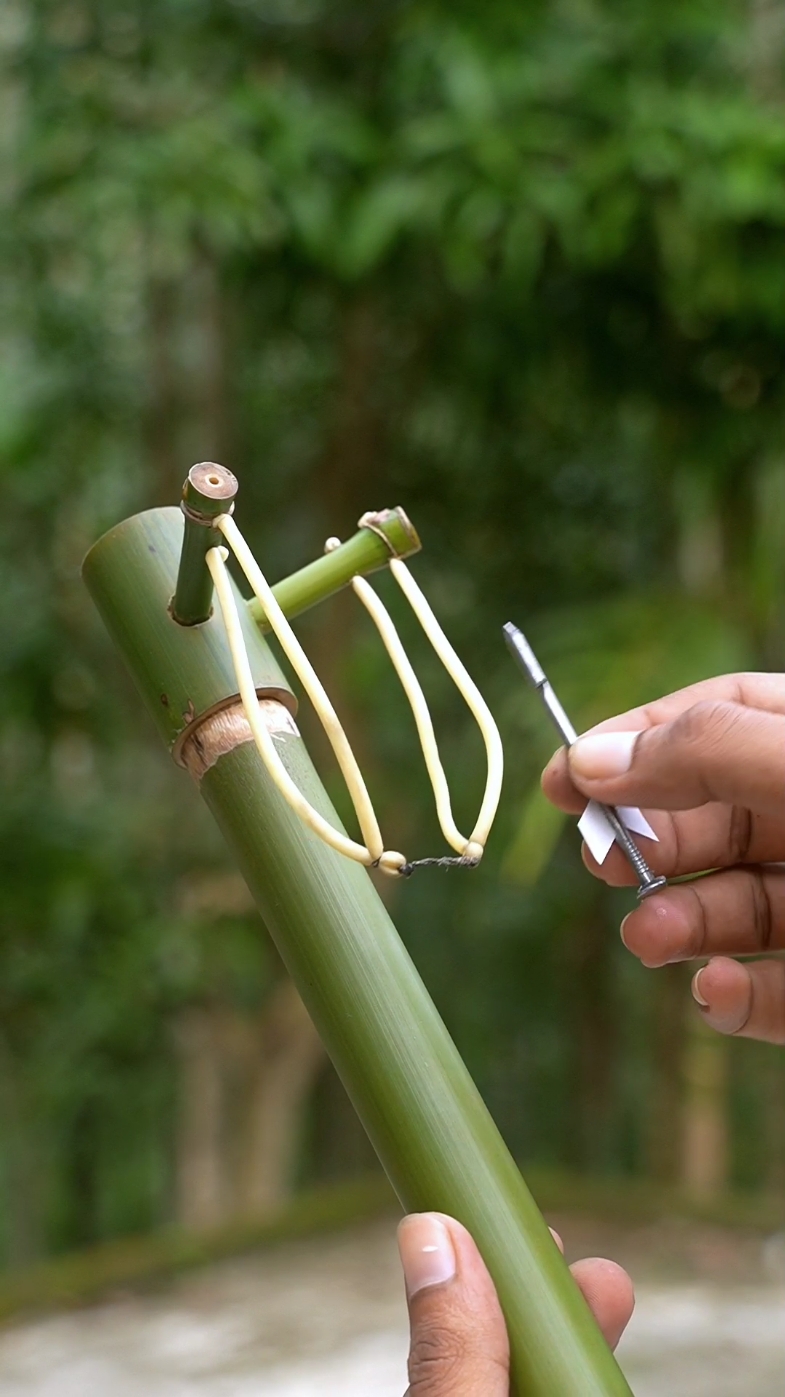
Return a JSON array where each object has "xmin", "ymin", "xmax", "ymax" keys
[
  {"xmin": 601, "ymin": 804, "xmax": 663, "ymax": 891},
  {"xmin": 605, "ymin": 810, "xmax": 667, "ymax": 900},
  {"xmin": 604, "ymin": 809, "xmax": 650, "ymax": 878}
]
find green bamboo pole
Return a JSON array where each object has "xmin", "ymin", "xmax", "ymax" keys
[
  {"xmin": 83, "ymin": 506, "xmax": 634, "ymax": 1397},
  {"xmin": 247, "ymin": 506, "xmax": 421, "ymax": 629}
]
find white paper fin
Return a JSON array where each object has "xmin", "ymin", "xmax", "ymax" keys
[
  {"xmin": 616, "ymin": 806, "xmax": 659, "ymax": 843},
  {"xmin": 578, "ymin": 801, "xmax": 616, "ymax": 864},
  {"xmin": 577, "ymin": 801, "xmax": 659, "ymax": 866}
]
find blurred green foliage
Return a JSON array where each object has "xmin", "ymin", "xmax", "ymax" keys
[{"xmin": 1, "ymin": 0, "xmax": 784, "ymax": 1265}]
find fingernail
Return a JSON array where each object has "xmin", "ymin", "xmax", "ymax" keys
[
  {"xmin": 570, "ymin": 731, "xmax": 641, "ymax": 780},
  {"xmin": 398, "ymin": 1214, "xmax": 456, "ymax": 1297},
  {"xmin": 692, "ymin": 968, "xmax": 709, "ymax": 1007},
  {"xmin": 620, "ymin": 913, "xmax": 632, "ymax": 949}
]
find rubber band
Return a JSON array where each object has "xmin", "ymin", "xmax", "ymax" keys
[
  {"xmin": 388, "ymin": 558, "xmax": 504, "ymax": 851},
  {"xmin": 209, "ymin": 513, "xmax": 503, "ymax": 876},
  {"xmin": 207, "ymin": 545, "xmax": 405, "ymax": 873}
]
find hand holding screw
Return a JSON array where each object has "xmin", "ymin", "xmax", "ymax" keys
[{"xmin": 503, "ymin": 623, "xmax": 667, "ymax": 901}]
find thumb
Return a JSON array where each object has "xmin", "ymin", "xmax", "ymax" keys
[
  {"xmin": 568, "ymin": 700, "xmax": 785, "ymax": 816},
  {"xmin": 398, "ymin": 1212, "xmax": 509, "ymax": 1397}
]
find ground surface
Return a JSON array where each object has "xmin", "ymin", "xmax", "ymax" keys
[{"xmin": 0, "ymin": 1213, "xmax": 782, "ymax": 1395}]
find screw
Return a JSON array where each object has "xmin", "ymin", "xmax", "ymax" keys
[
  {"xmin": 592, "ymin": 802, "xmax": 667, "ymax": 901},
  {"xmin": 503, "ymin": 623, "xmax": 667, "ymax": 902}
]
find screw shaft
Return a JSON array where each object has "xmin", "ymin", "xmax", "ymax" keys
[
  {"xmin": 503, "ymin": 623, "xmax": 666, "ymax": 901},
  {"xmin": 597, "ymin": 803, "xmax": 666, "ymax": 899}
]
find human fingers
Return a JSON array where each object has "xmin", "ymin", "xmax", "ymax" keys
[
  {"xmin": 541, "ymin": 672, "xmax": 785, "ymax": 814},
  {"xmin": 618, "ymin": 867, "xmax": 785, "ymax": 968},
  {"xmin": 566, "ymin": 702, "xmax": 785, "ymax": 817},
  {"xmin": 398, "ymin": 1212, "xmax": 509, "ymax": 1396},
  {"xmin": 550, "ymin": 1229, "xmax": 633, "ymax": 1349},
  {"xmin": 691, "ymin": 957, "xmax": 785, "ymax": 1044},
  {"xmin": 579, "ymin": 803, "xmax": 785, "ymax": 887},
  {"xmin": 398, "ymin": 1214, "xmax": 634, "ymax": 1395},
  {"xmin": 568, "ymin": 1259, "xmax": 635, "ymax": 1353}
]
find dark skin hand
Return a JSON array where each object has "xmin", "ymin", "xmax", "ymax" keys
[
  {"xmin": 543, "ymin": 673, "xmax": 785, "ymax": 1044},
  {"xmin": 397, "ymin": 1212, "xmax": 634, "ymax": 1396},
  {"xmin": 398, "ymin": 672, "xmax": 785, "ymax": 1393}
]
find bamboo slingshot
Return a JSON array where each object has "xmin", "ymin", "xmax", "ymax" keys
[{"xmin": 82, "ymin": 463, "xmax": 633, "ymax": 1397}]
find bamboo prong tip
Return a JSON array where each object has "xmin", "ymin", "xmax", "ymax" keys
[{"xmin": 187, "ymin": 462, "xmax": 238, "ymax": 504}]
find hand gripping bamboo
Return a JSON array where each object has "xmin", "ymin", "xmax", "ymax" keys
[{"xmin": 83, "ymin": 505, "xmax": 634, "ymax": 1397}]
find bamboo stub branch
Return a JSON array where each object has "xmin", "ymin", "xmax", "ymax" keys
[
  {"xmin": 248, "ymin": 507, "xmax": 421, "ymax": 630},
  {"xmin": 171, "ymin": 463, "xmax": 238, "ymax": 626}
]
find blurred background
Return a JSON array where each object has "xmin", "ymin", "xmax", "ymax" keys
[{"xmin": 1, "ymin": 1, "xmax": 784, "ymax": 1392}]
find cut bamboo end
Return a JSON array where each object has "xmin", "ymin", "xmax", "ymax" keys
[
  {"xmin": 184, "ymin": 462, "xmax": 238, "ymax": 514},
  {"xmin": 357, "ymin": 506, "xmax": 422, "ymax": 561}
]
